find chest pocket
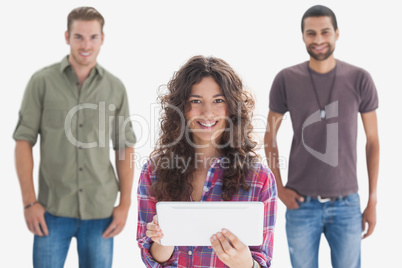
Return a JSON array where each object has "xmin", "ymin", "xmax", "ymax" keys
[{"xmin": 43, "ymin": 101, "xmax": 68, "ymax": 128}]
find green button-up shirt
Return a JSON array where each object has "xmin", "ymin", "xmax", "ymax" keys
[{"xmin": 13, "ymin": 56, "xmax": 136, "ymax": 219}]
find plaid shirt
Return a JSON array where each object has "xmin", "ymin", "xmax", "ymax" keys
[{"xmin": 137, "ymin": 157, "xmax": 277, "ymax": 268}]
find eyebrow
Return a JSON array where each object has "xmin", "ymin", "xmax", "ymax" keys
[
  {"xmin": 306, "ymin": 27, "xmax": 331, "ymax": 32},
  {"xmin": 73, "ymin": 34, "xmax": 100, "ymax": 37},
  {"xmin": 190, "ymin": 94, "xmax": 225, "ymax": 98}
]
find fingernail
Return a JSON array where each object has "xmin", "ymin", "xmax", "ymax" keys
[
  {"xmin": 222, "ymin": 229, "xmax": 227, "ymax": 234},
  {"xmin": 217, "ymin": 233, "xmax": 222, "ymax": 238}
]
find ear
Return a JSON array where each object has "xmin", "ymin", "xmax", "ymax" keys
[
  {"xmin": 302, "ymin": 32, "xmax": 306, "ymax": 44},
  {"xmin": 65, "ymin": 31, "xmax": 70, "ymax": 45},
  {"xmin": 335, "ymin": 28, "xmax": 339, "ymax": 41},
  {"xmin": 101, "ymin": 32, "xmax": 105, "ymax": 45}
]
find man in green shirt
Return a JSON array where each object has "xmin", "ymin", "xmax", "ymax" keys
[{"xmin": 13, "ymin": 7, "xmax": 136, "ymax": 268}]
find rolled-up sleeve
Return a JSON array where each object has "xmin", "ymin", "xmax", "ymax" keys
[
  {"xmin": 136, "ymin": 162, "xmax": 177, "ymax": 267},
  {"xmin": 250, "ymin": 168, "xmax": 278, "ymax": 268},
  {"xmin": 13, "ymin": 74, "xmax": 44, "ymax": 146},
  {"xmin": 112, "ymin": 82, "xmax": 136, "ymax": 150}
]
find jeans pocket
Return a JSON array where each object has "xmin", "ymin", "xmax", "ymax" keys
[
  {"xmin": 344, "ymin": 193, "xmax": 360, "ymax": 207},
  {"xmin": 296, "ymin": 199, "xmax": 304, "ymax": 207}
]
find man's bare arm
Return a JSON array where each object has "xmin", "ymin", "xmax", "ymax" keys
[
  {"xmin": 15, "ymin": 140, "xmax": 48, "ymax": 236},
  {"xmin": 264, "ymin": 110, "xmax": 303, "ymax": 209},
  {"xmin": 103, "ymin": 147, "xmax": 135, "ymax": 238},
  {"xmin": 361, "ymin": 111, "xmax": 379, "ymax": 239}
]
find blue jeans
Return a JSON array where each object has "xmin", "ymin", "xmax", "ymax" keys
[
  {"xmin": 285, "ymin": 193, "xmax": 362, "ymax": 268},
  {"xmin": 33, "ymin": 212, "xmax": 113, "ymax": 268}
]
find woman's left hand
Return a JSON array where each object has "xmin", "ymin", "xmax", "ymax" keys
[{"xmin": 210, "ymin": 228, "xmax": 255, "ymax": 268}]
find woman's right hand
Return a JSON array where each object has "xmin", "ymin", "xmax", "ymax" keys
[
  {"xmin": 146, "ymin": 215, "xmax": 175, "ymax": 263},
  {"xmin": 146, "ymin": 215, "xmax": 164, "ymax": 244}
]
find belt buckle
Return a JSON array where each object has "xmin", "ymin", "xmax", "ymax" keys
[{"xmin": 317, "ymin": 195, "xmax": 331, "ymax": 203}]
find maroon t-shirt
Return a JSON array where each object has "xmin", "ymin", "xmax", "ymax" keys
[{"xmin": 269, "ymin": 60, "xmax": 378, "ymax": 197}]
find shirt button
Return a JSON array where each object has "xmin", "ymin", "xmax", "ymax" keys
[
  {"xmin": 78, "ymin": 189, "xmax": 83, "ymax": 193},
  {"xmin": 188, "ymin": 250, "xmax": 192, "ymax": 255},
  {"xmin": 79, "ymin": 124, "xmax": 83, "ymax": 128},
  {"xmin": 79, "ymin": 167, "xmax": 83, "ymax": 171},
  {"xmin": 203, "ymin": 186, "xmax": 209, "ymax": 192}
]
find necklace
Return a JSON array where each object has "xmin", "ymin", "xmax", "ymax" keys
[{"xmin": 307, "ymin": 63, "xmax": 337, "ymax": 119}]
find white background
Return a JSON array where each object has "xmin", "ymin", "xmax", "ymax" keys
[{"xmin": 1, "ymin": 0, "xmax": 400, "ymax": 267}]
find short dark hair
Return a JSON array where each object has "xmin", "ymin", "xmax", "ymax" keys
[
  {"xmin": 67, "ymin": 6, "xmax": 104, "ymax": 34},
  {"xmin": 301, "ymin": 5, "xmax": 337, "ymax": 32}
]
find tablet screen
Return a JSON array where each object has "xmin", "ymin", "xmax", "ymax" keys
[{"xmin": 156, "ymin": 201, "xmax": 264, "ymax": 246}]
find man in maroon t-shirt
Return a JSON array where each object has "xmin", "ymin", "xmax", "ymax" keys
[{"xmin": 264, "ymin": 5, "xmax": 379, "ymax": 268}]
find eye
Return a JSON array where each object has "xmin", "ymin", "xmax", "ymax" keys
[
  {"xmin": 214, "ymin": 98, "xmax": 225, "ymax": 103},
  {"xmin": 190, "ymin": 99, "xmax": 201, "ymax": 104},
  {"xmin": 91, "ymin": 35, "xmax": 98, "ymax": 40}
]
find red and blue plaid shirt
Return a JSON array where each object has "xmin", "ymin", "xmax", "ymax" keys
[{"xmin": 137, "ymin": 157, "xmax": 277, "ymax": 267}]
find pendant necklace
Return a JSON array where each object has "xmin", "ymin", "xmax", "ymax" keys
[{"xmin": 308, "ymin": 64, "xmax": 337, "ymax": 119}]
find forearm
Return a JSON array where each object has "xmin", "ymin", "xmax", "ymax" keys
[
  {"xmin": 115, "ymin": 147, "xmax": 135, "ymax": 207},
  {"xmin": 264, "ymin": 111, "xmax": 286, "ymax": 194},
  {"xmin": 149, "ymin": 242, "xmax": 174, "ymax": 264},
  {"xmin": 264, "ymin": 137, "xmax": 285, "ymax": 192},
  {"xmin": 15, "ymin": 140, "xmax": 36, "ymax": 206},
  {"xmin": 366, "ymin": 138, "xmax": 379, "ymax": 204}
]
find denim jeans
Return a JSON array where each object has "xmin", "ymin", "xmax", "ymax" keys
[
  {"xmin": 33, "ymin": 212, "xmax": 113, "ymax": 268},
  {"xmin": 285, "ymin": 193, "xmax": 362, "ymax": 268}
]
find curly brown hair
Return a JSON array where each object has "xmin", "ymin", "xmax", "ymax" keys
[{"xmin": 150, "ymin": 55, "xmax": 258, "ymax": 201}]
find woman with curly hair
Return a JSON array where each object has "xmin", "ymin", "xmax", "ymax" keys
[{"xmin": 137, "ymin": 55, "xmax": 277, "ymax": 268}]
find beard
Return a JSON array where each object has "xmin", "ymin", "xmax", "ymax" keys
[{"xmin": 307, "ymin": 43, "xmax": 335, "ymax": 61}]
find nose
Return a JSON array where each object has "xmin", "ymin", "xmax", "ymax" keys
[
  {"xmin": 81, "ymin": 39, "xmax": 91, "ymax": 50},
  {"xmin": 202, "ymin": 103, "xmax": 215, "ymax": 120},
  {"xmin": 314, "ymin": 33, "xmax": 324, "ymax": 44}
]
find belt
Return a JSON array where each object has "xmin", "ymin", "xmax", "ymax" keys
[
  {"xmin": 317, "ymin": 195, "xmax": 336, "ymax": 203},
  {"xmin": 305, "ymin": 195, "xmax": 348, "ymax": 203}
]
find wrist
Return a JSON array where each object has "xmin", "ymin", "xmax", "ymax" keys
[
  {"xmin": 118, "ymin": 198, "xmax": 131, "ymax": 209},
  {"xmin": 150, "ymin": 242, "xmax": 174, "ymax": 264},
  {"xmin": 277, "ymin": 184, "xmax": 286, "ymax": 193},
  {"xmin": 277, "ymin": 186, "xmax": 287, "ymax": 198},
  {"xmin": 368, "ymin": 193, "xmax": 378, "ymax": 205},
  {"xmin": 24, "ymin": 201, "xmax": 38, "ymax": 210}
]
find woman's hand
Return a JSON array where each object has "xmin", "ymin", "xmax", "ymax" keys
[
  {"xmin": 146, "ymin": 215, "xmax": 174, "ymax": 263},
  {"xmin": 210, "ymin": 228, "xmax": 255, "ymax": 268},
  {"xmin": 146, "ymin": 215, "xmax": 164, "ymax": 244}
]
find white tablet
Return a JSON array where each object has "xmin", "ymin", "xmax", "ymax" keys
[{"xmin": 156, "ymin": 201, "xmax": 264, "ymax": 246}]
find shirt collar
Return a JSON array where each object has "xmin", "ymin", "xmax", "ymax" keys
[
  {"xmin": 210, "ymin": 156, "xmax": 224, "ymax": 169},
  {"xmin": 60, "ymin": 55, "xmax": 104, "ymax": 77}
]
